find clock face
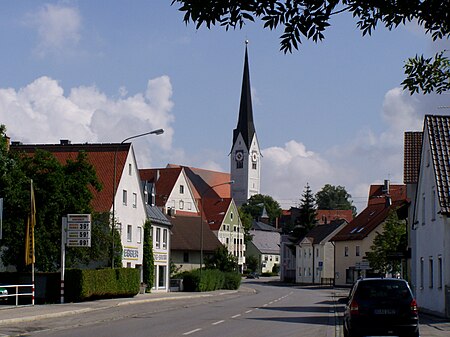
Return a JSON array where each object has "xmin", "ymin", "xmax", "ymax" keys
[
  {"xmin": 235, "ymin": 151, "xmax": 244, "ymax": 162},
  {"xmin": 251, "ymin": 152, "xmax": 258, "ymax": 162}
]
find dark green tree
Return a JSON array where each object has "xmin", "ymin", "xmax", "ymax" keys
[
  {"xmin": 292, "ymin": 183, "xmax": 317, "ymax": 239},
  {"xmin": 316, "ymin": 184, "xmax": 356, "ymax": 216},
  {"xmin": 366, "ymin": 210, "xmax": 407, "ymax": 276},
  {"xmin": 204, "ymin": 245, "xmax": 238, "ymax": 272},
  {"xmin": 142, "ymin": 220, "xmax": 154, "ymax": 290},
  {"xmin": 245, "ymin": 255, "xmax": 259, "ymax": 273},
  {"xmin": 172, "ymin": 0, "xmax": 449, "ymax": 94},
  {"xmin": 239, "ymin": 194, "xmax": 282, "ymax": 225},
  {"xmin": 238, "ymin": 208, "xmax": 254, "ymax": 245}
]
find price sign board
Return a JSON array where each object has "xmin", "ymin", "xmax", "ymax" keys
[{"xmin": 66, "ymin": 214, "xmax": 91, "ymax": 247}]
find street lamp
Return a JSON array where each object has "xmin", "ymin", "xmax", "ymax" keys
[
  {"xmin": 111, "ymin": 128, "xmax": 164, "ymax": 268},
  {"xmin": 199, "ymin": 180, "xmax": 234, "ymax": 275}
]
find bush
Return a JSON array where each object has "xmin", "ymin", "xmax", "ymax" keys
[
  {"xmin": 65, "ymin": 268, "xmax": 140, "ymax": 302},
  {"xmin": 182, "ymin": 269, "xmax": 240, "ymax": 292}
]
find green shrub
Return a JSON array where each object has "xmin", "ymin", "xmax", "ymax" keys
[
  {"xmin": 65, "ymin": 268, "xmax": 139, "ymax": 302},
  {"xmin": 182, "ymin": 269, "xmax": 239, "ymax": 292}
]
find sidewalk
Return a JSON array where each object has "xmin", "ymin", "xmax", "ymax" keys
[{"xmin": 0, "ymin": 289, "xmax": 242, "ymax": 326}]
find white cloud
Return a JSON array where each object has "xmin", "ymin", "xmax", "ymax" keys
[
  {"xmin": 25, "ymin": 3, "xmax": 81, "ymax": 57},
  {"xmin": 0, "ymin": 76, "xmax": 177, "ymax": 168}
]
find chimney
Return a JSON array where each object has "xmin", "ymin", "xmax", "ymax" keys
[{"xmin": 382, "ymin": 179, "xmax": 390, "ymax": 195}]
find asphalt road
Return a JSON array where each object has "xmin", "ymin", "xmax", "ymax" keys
[{"xmin": 0, "ymin": 279, "xmax": 339, "ymax": 337}]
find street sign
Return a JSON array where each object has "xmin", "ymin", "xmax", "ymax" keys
[{"xmin": 66, "ymin": 214, "xmax": 91, "ymax": 247}]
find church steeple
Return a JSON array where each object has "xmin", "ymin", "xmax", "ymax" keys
[
  {"xmin": 230, "ymin": 42, "xmax": 261, "ymax": 207},
  {"xmin": 233, "ymin": 42, "xmax": 255, "ymax": 151}
]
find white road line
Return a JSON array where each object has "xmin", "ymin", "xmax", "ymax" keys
[
  {"xmin": 183, "ymin": 328, "xmax": 202, "ymax": 335},
  {"xmin": 245, "ymin": 310, "xmax": 253, "ymax": 314},
  {"xmin": 212, "ymin": 320, "xmax": 225, "ymax": 325},
  {"xmin": 231, "ymin": 314, "xmax": 241, "ymax": 318}
]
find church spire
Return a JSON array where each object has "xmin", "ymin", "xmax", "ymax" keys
[{"xmin": 233, "ymin": 41, "xmax": 256, "ymax": 151}]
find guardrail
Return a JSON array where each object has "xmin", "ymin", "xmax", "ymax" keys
[{"xmin": 0, "ymin": 284, "xmax": 34, "ymax": 306}]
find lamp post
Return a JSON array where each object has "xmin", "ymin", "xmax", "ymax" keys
[
  {"xmin": 199, "ymin": 180, "xmax": 234, "ymax": 275},
  {"xmin": 111, "ymin": 128, "xmax": 164, "ymax": 268}
]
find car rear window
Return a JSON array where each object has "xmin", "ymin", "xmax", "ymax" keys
[{"xmin": 355, "ymin": 280, "xmax": 411, "ymax": 301}]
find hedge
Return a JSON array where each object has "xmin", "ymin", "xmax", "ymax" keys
[
  {"xmin": 182, "ymin": 269, "xmax": 241, "ymax": 292},
  {"xmin": 64, "ymin": 268, "xmax": 140, "ymax": 302}
]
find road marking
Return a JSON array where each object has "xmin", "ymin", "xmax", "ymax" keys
[
  {"xmin": 245, "ymin": 310, "xmax": 253, "ymax": 314},
  {"xmin": 183, "ymin": 328, "xmax": 202, "ymax": 335},
  {"xmin": 231, "ymin": 314, "xmax": 241, "ymax": 318},
  {"xmin": 212, "ymin": 320, "xmax": 225, "ymax": 325}
]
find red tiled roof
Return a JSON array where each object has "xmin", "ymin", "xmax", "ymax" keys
[
  {"xmin": 139, "ymin": 167, "xmax": 183, "ymax": 207},
  {"xmin": 332, "ymin": 184, "xmax": 407, "ymax": 241},
  {"xmin": 404, "ymin": 131, "xmax": 423, "ymax": 184},
  {"xmin": 316, "ymin": 209, "xmax": 353, "ymax": 224},
  {"xmin": 202, "ymin": 198, "xmax": 232, "ymax": 231},
  {"xmin": 10, "ymin": 143, "xmax": 130, "ymax": 213}
]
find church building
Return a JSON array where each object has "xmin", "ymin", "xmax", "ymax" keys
[{"xmin": 231, "ymin": 43, "xmax": 261, "ymax": 206}]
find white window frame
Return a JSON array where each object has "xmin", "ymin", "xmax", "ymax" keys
[
  {"xmin": 137, "ymin": 226, "xmax": 142, "ymax": 243},
  {"xmin": 123, "ymin": 189, "xmax": 127, "ymax": 206},
  {"xmin": 127, "ymin": 224, "xmax": 132, "ymax": 242},
  {"xmin": 163, "ymin": 228, "xmax": 168, "ymax": 249},
  {"xmin": 132, "ymin": 193, "xmax": 137, "ymax": 208},
  {"xmin": 156, "ymin": 227, "xmax": 161, "ymax": 249}
]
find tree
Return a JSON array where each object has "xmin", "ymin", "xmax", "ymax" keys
[
  {"xmin": 366, "ymin": 210, "xmax": 407, "ymax": 276},
  {"xmin": 292, "ymin": 183, "xmax": 317, "ymax": 239},
  {"xmin": 245, "ymin": 255, "xmax": 259, "ymax": 273},
  {"xmin": 238, "ymin": 208, "xmax": 254, "ymax": 245},
  {"xmin": 239, "ymin": 194, "xmax": 282, "ymax": 225},
  {"xmin": 172, "ymin": 0, "xmax": 449, "ymax": 94},
  {"xmin": 204, "ymin": 245, "xmax": 238, "ymax": 272},
  {"xmin": 142, "ymin": 220, "xmax": 154, "ymax": 289},
  {"xmin": 316, "ymin": 184, "xmax": 356, "ymax": 216},
  {"xmin": 0, "ymin": 127, "xmax": 112, "ymax": 272}
]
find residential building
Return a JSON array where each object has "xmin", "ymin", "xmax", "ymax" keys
[
  {"xmin": 296, "ymin": 219, "xmax": 347, "ymax": 285},
  {"xmin": 140, "ymin": 165, "xmax": 246, "ymax": 271},
  {"xmin": 169, "ymin": 215, "xmax": 222, "ymax": 272},
  {"xmin": 332, "ymin": 182, "xmax": 408, "ymax": 286},
  {"xmin": 410, "ymin": 115, "xmax": 450, "ymax": 317},
  {"xmin": 246, "ymin": 221, "xmax": 280, "ymax": 274},
  {"xmin": 231, "ymin": 43, "xmax": 261, "ymax": 206},
  {"xmin": 9, "ymin": 141, "xmax": 150, "ymax": 271}
]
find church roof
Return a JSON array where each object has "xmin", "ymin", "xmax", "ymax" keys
[{"xmin": 232, "ymin": 44, "xmax": 256, "ymax": 151}]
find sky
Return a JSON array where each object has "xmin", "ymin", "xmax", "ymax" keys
[{"xmin": 0, "ymin": 1, "xmax": 449, "ymax": 212}]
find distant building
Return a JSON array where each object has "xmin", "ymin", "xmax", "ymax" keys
[{"xmin": 246, "ymin": 221, "xmax": 280, "ymax": 274}]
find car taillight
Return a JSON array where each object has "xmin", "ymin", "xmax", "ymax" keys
[
  {"xmin": 410, "ymin": 299, "xmax": 418, "ymax": 315},
  {"xmin": 350, "ymin": 299, "xmax": 359, "ymax": 315}
]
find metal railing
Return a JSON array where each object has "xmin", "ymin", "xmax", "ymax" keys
[{"xmin": 1, "ymin": 284, "xmax": 34, "ymax": 306}]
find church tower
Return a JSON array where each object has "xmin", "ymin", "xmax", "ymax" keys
[{"xmin": 231, "ymin": 42, "xmax": 261, "ymax": 206}]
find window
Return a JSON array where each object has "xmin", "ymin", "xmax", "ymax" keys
[
  {"xmin": 179, "ymin": 200, "xmax": 184, "ymax": 210},
  {"xmin": 127, "ymin": 224, "xmax": 132, "ymax": 242},
  {"xmin": 163, "ymin": 229, "xmax": 168, "ymax": 249},
  {"xmin": 183, "ymin": 252, "xmax": 189, "ymax": 263},
  {"xmin": 252, "ymin": 162, "xmax": 257, "ymax": 170},
  {"xmin": 438, "ymin": 256, "xmax": 443, "ymax": 288},
  {"xmin": 132, "ymin": 193, "xmax": 137, "ymax": 208},
  {"xmin": 299, "ymin": 268, "xmax": 302, "ymax": 276},
  {"xmin": 344, "ymin": 246, "xmax": 349, "ymax": 257},
  {"xmin": 429, "ymin": 257, "xmax": 434, "ymax": 288},
  {"xmin": 316, "ymin": 248, "xmax": 319, "ymax": 257},
  {"xmin": 123, "ymin": 190, "xmax": 127, "ymax": 205},
  {"xmin": 356, "ymin": 246, "xmax": 360, "ymax": 257},
  {"xmin": 179, "ymin": 185, "xmax": 184, "ymax": 194},
  {"xmin": 128, "ymin": 163, "xmax": 132, "ymax": 176},
  {"xmin": 187, "ymin": 202, "xmax": 192, "ymax": 210},
  {"xmin": 137, "ymin": 226, "xmax": 142, "ymax": 243},
  {"xmin": 231, "ymin": 212, "xmax": 233, "ymax": 220},
  {"xmin": 420, "ymin": 257, "xmax": 424, "ymax": 289},
  {"xmin": 156, "ymin": 228, "xmax": 161, "ymax": 249}
]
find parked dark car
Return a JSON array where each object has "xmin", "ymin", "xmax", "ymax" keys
[
  {"xmin": 246, "ymin": 272, "xmax": 260, "ymax": 279},
  {"xmin": 343, "ymin": 278, "xmax": 419, "ymax": 337}
]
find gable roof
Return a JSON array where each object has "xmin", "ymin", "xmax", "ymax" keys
[
  {"xmin": 10, "ymin": 142, "xmax": 130, "ymax": 213},
  {"xmin": 332, "ymin": 184, "xmax": 407, "ymax": 241},
  {"xmin": 139, "ymin": 167, "xmax": 183, "ymax": 207},
  {"xmin": 316, "ymin": 209, "xmax": 353, "ymax": 224},
  {"xmin": 169, "ymin": 215, "xmax": 222, "ymax": 252},
  {"xmin": 202, "ymin": 197, "xmax": 233, "ymax": 231},
  {"xmin": 252, "ymin": 220, "xmax": 279, "ymax": 232},
  {"xmin": 249, "ymin": 229, "xmax": 280, "ymax": 255},
  {"xmin": 404, "ymin": 131, "xmax": 423, "ymax": 184},
  {"xmin": 146, "ymin": 205, "xmax": 172, "ymax": 227},
  {"xmin": 302, "ymin": 220, "xmax": 347, "ymax": 245},
  {"xmin": 425, "ymin": 115, "xmax": 450, "ymax": 214}
]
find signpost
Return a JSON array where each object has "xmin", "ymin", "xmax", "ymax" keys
[{"xmin": 61, "ymin": 214, "xmax": 91, "ymax": 303}]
